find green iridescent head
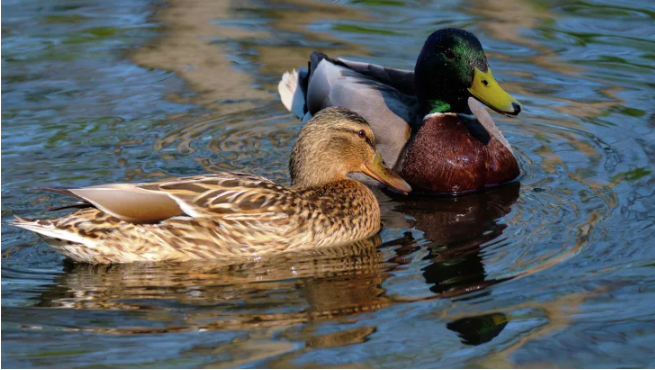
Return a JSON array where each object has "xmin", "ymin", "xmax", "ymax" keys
[{"xmin": 414, "ymin": 28, "xmax": 521, "ymax": 116}]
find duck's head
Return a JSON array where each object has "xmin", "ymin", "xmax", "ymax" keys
[
  {"xmin": 290, "ymin": 107, "xmax": 411, "ymax": 194},
  {"xmin": 415, "ymin": 28, "xmax": 521, "ymax": 117}
]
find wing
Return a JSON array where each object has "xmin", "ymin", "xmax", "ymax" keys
[
  {"xmin": 42, "ymin": 173, "xmax": 309, "ymax": 224},
  {"xmin": 45, "ymin": 182, "xmax": 186, "ymax": 224},
  {"xmin": 279, "ymin": 52, "xmax": 421, "ymax": 167},
  {"xmin": 306, "ymin": 58, "xmax": 417, "ymax": 167},
  {"xmin": 138, "ymin": 173, "xmax": 308, "ymax": 222},
  {"xmin": 335, "ymin": 57, "xmax": 416, "ymax": 96}
]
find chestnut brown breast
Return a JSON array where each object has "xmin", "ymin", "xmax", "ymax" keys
[{"xmin": 398, "ymin": 114, "xmax": 519, "ymax": 194}]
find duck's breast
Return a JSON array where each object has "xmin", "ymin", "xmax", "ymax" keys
[{"xmin": 398, "ymin": 114, "xmax": 519, "ymax": 194}]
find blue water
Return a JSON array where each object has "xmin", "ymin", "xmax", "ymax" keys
[{"xmin": 2, "ymin": 0, "xmax": 655, "ymax": 367}]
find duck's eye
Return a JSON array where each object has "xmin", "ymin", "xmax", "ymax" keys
[
  {"xmin": 482, "ymin": 80, "xmax": 489, "ymax": 86},
  {"xmin": 358, "ymin": 130, "xmax": 366, "ymax": 138},
  {"xmin": 444, "ymin": 49, "xmax": 455, "ymax": 60}
]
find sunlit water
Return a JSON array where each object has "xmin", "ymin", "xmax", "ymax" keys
[{"xmin": 2, "ymin": 0, "xmax": 654, "ymax": 367}]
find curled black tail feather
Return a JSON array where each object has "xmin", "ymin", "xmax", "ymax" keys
[{"xmin": 309, "ymin": 51, "xmax": 333, "ymax": 77}]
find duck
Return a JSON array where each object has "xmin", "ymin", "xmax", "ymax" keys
[
  {"xmin": 278, "ymin": 28, "xmax": 522, "ymax": 195},
  {"xmin": 11, "ymin": 107, "xmax": 411, "ymax": 264}
]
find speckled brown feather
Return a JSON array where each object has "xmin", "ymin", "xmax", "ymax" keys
[
  {"xmin": 11, "ymin": 107, "xmax": 399, "ymax": 264},
  {"xmin": 14, "ymin": 175, "xmax": 381, "ymax": 264},
  {"xmin": 398, "ymin": 113, "xmax": 519, "ymax": 194}
]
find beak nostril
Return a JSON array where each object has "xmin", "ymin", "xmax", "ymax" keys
[
  {"xmin": 482, "ymin": 80, "xmax": 489, "ymax": 86},
  {"xmin": 512, "ymin": 102, "xmax": 521, "ymax": 115}
]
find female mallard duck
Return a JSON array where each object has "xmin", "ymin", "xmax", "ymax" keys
[
  {"xmin": 11, "ymin": 107, "xmax": 411, "ymax": 264},
  {"xmin": 278, "ymin": 28, "xmax": 522, "ymax": 195}
]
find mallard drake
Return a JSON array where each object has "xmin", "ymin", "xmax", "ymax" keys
[
  {"xmin": 11, "ymin": 107, "xmax": 411, "ymax": 264},
  {"xmin": 278, "ymin": 28, "xmax": 522, "ymax": 195}
]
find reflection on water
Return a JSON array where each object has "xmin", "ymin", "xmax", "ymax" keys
[
  {"xmin": 447, "ymin": 313, "xmax": 509, "ymax": 346},
  {"xmin": 389, "ymin": 182, "xmax": 520, "ymax": 297},
  {"xmin": 2, "ymin": 0, "xmax": 655, "ymax": 367},
  {"xmin": 7, "ymin": 193, "xmax": 519, "ymax": 363}
]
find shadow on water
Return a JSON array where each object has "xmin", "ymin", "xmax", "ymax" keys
[
  {"xmin": 397, "ymin": 183, "xmax": 520, "ymax": 298},
  {"xmin": 19, "ymin": 183, "xmax": 520, "ymax": 353}
]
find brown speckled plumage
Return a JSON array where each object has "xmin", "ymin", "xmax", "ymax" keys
[{"xmin": 12, "ymin": 107, "xmax": 409, "ymax": 264}]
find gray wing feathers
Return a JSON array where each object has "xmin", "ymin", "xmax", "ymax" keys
[
  {"xmin": 307, "ymin": 60, "xmax": 416, "ymax": 167},
  {"xmin": 306, "ymin": 60, "xmax": 342, "ymax": 115},
  {"xmin": 336, "ymin": 58, "xmax": 416, "ymax": 96}
]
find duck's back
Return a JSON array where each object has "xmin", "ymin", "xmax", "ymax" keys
[{"xmin": 280, "ymin": 53, "xmax": 418, "ymax": 168}]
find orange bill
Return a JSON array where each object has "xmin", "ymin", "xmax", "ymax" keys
[{"xmin": 361, "ymin": 152, "xmax": 411, "ymax": 195}]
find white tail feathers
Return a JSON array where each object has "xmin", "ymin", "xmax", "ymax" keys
[{"xmin": 278, "ymin": 69, "xmax": 306, "ymax": 119}]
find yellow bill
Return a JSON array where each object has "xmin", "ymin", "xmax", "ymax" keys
[
  {"xmin": 361, "ymin": 152, "xmax": 411, "ymax": 195},
  {"xmin": 468, "ymin": 67, "xmax": 522, "ymax": 116}
]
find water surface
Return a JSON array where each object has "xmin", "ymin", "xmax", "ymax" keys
[{"xmin": 2, "ymin": 0, "xmax": 655, "ymax": 367}]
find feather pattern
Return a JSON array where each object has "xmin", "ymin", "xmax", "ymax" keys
[
  {"xmin": 302, "ymin": 57, "xmax": 416, "ymax": 168},
  {"xmin": 11, "ymin": 174, "xmax": 382, "ymax": 264},
  {"xmin": 11, "ymin": 107, "xmax": 410, "ymax": 264},
  {"xmin": 277, "ymin": 41, "xmax": 520, "ymax": 194}
]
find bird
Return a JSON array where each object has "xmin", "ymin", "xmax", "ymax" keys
[
  {"xmin": 11, "ymin": 107, "xmax": 411, "ymax": 264},
  {"xmin": 278, "ymin": 28, "xmax": 522, "ymax": 195}
]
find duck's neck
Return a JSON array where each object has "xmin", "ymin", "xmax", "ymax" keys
[
  {"xmin": 414, "ymin": 55, "xmax": 472, "ymax": 117},
  {"xmin": 298, "ymin": 178, "xmax": 381, "ymax": 239},
  {"xmin": 426, "ymin": 99, "xmax": 451, "ymax": 115},
  {"xmin": 422, "ymin": 96, "xmax": 472, "ymax": 117}
]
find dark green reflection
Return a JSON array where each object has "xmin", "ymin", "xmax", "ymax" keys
[{"xmin": 447, "ymin": 313, "xmax": 509, "ymax": 345}]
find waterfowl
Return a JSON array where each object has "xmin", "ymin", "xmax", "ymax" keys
[
  {"xmin": 278, "ymin": 28, "xmax": 522, "ymax": 195},
  {"xmin": 11, "ymin": 107, "xmax": 411, "ymax": 264}
]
